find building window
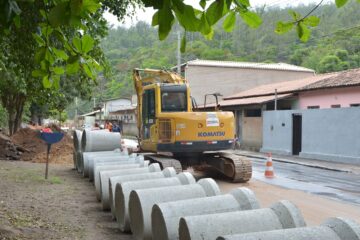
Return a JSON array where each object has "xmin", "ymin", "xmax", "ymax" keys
[
  {"xmin": 244, "ymin": 109, "xmax": 262, "ymax": 117},
  {"xmin": 331, "ymin": 104, "xmax": 341, "ymax": 108},
  {"xmin": 307, "ymin": 106, "xmax": 319, "ymax": 109},
  {"xmin": 350, "ymin": 103, "xmax": 360, "ymax": 107}
]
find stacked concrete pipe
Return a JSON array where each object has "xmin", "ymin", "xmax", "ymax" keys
[
  {"xmin": 96, "ymin": 163, "xmax": 162, "ymax": 205},
  {"xmin": 80, "ymin": 149, "xmax": 121, "ymax": 174},
  {"xmin": 114, "ymin": 172, "xmax": 196, "ymax": 233},
  {"xmin": 73, "ymin": 130, "xmax": 82, "ymax": 170},
  {"xmin": 94, "ymin": 164, "xmax": 150, "ymax": 200},
  {"xmin": 86, "ymin": 154, "xmax": 140, "ymax": 180},
  {"xmin": 179, "ymin": 200, "xmax": 306, "ymax": 240},
  {"xmin": 151, "ymin": 187, "xmax": 260, "ymax": 240},
  {"xmin": 129, "ymin": 178, "xmax": 221, "ymax": 240},
  {"xmin": 81, "ymin": 130, "xmax": 121, "ymax": 152},
  {"xmin": 73, "ymin": 130, "xmax": 82, "ymax": 152},
  {"xmin": 89, "ymin": 158, "xmax": 145, "ymax": 184},
  {"xmin": 84, "ymin": 155, "xmax": 129, "ymax": 178},
  {"xmin": 217, "ymin": 217, "xmax": 360, "ymax": 240},
  {"xmin": 108, "ymin": 167, "xmax": 177, "ymax": 219}
]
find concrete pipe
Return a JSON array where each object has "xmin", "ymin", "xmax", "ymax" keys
[
  {"xmin": 152, "ymin": 187, "xmax": 260, "ymax": 240},
  {"xmin": 80, "ymin": 149, "xmax": 121, "ymax": 174},
  {"xmin": 96, "ymin": 164, "xmax": 161, "ymax": 204},
  {"xmin": 75, "ymin": 151, "xmax": 83, "ymax": 173},
  {"xmin": 129, "ymin": 178, "xmax": 221, "ymax": 240},
  {"xmin": 179, "ymin": 200, "xmax": 306, "ymax": 240},
  {"xmin": 108, "ymin": 167, "xmax": 177, "ymax": 218},
  {"xmin": 89, "ymin": 160, "xmax": 150, "ymax": 182},
  {"xmin": 73, "ymin": 130, "xmax": 83, "ymax": 152},
  {"xmin": 88, "ymin": 152, "xmax": 136, "ymax": 181},
  {"xmin": 217, "ymin": 217, "xmax": 360, "ymax": 240},
  {"xmin": 115, "ymin": 172, "xmax": 196, "ymax": 233},
  {"xmin": 86, "ymin": 154, "xmax": 140, "ymax": 179},
  {"xmin": 81, "ymin": 130, "xmax": 121, "ymax": 152},
  {"xmin": 72, "ymin": 151, "xmax": 77, "ymax": 170}
]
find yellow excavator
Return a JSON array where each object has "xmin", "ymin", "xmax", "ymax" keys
[{"xmin": 133, "ymin": 68, "xmax": 252, "ymax": 182}]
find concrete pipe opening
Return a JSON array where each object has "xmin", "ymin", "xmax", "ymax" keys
[
  {"xmin": 73, "ymin": 130, "xmax": 82, "ymax": 152},
  {"xmin": 129, "ymin": 191, "xmax": 145, "ymax": 239}
]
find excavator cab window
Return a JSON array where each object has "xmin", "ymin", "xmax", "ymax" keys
[
  {"xmin": 142, "ymin": 89, "xmax": 155, "ymax": 139},
  {"xmin": 161, "ymin": 85, "xmax": 187, "ymax": 112}
]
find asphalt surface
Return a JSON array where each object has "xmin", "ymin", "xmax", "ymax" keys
[{"xmin": 250, "ymin": 157, "xmax": 360, "ymax": 205}]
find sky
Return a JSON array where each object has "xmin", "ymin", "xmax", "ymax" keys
[{"xmin": 103, "ymin": 0, "xmax": 333, "ymax": 28}]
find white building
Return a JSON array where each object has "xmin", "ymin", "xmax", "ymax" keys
[{"xmin": 183, "ymin": 59, "xmax": 315, "ymax": 106}]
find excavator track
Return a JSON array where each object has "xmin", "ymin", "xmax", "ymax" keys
[
  {"xmin": 202, "ymin": 152, "xmax": 252, "ymax": 183},
  {"xmin": 144, "ymin": 155, "xmax": 183, "ymax": 173}
]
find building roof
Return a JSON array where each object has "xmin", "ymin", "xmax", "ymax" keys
[
  {"xmin": 80, "ymin": 110, "xmax": 100, "ymax": 117},
  {"xmin": 215, "ymin": 94, "xmax": 293, "ymax": 107},
  {"xmin": 224, "ymin": 73, "xmax": 337, "ymax": 100},
  {"xmin": 109, "ymin": 106, "xmax": 137, "ymax": 114},
  {"xmin": 186, "ymin": 59, "xmax": 315, "ymax": 73},
  {"xmin": 225, "ymin": 68, "xmax": 360, "ymax": 100},
  {"xmin": 104, "ymin": 97, "xmax": 131, "ymax": 103},
  {"xmin": 214, "ymin": 67, "xmax": 360, "ymax": 108},
  {"xmin": 298, "ymin": 68, "xmax": 360, "ymax": 91}
]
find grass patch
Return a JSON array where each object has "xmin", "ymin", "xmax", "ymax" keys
[
  {"xmin": 49, "ymin": 176, "xmax": 63, "ymax": 184},
  {"xmin": 2, "ymin": 167, "xmax": 63, "ymax": 184}
]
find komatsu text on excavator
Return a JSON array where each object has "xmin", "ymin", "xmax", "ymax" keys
[{"xmin": 133, "ymin": 68, "xmax": 252, "ymax": 182}]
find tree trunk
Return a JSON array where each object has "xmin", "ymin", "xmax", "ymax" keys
[
  {"xmin": 59, "ymin": 110, "xmax": 62, "ymax": 127},
  {"xmin": 2, "ymin": 94, "xmax": 26, "ymax": 136}
]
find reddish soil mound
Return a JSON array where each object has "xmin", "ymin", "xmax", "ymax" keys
[{"xmin": 11, "ymin": 128, "xmax": 74, "ymax": 165}]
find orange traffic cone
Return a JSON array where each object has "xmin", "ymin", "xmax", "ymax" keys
[{"xmin": 264, "ymin": 152, "xmax": 275, "ymax": 178}]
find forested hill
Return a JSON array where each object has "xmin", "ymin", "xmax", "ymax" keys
[{"xmin": 100, "ymin": 1, "xmax": 360, "ymax": 99}]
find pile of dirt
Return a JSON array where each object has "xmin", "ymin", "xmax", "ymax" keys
[
  {"xmin": 0, "ymin": 132, "xmax": 26, "ymax": 160},
  {"xmin": 8, "ymin": 128, "xmax": 74, "ymax": 165}
]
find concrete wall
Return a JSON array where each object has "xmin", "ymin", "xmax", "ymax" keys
[
  {"xmin": 261, "ymin": 108, "xmax": 360, "ymax": 165},
  {"xmin": 104, "ymin": 99, "xmax": 132, "ymax": 116},
  {"xmin": 185, "ymin": 66, "xmax": 314, "ymax": 105},
  {"xmin": 299, "ymin": 86, "xmax": 360, "ymax": 109},
  {"xmin": 242, "ymin": 116, "xmax": 263, "ymax": 151},
  {"xmin": 261, "ymin": 110, "xmax": 295, "ymax": 155},
  {"xmin": 122, "ymin": 122, "xmax": 138, "ymax": 136}
]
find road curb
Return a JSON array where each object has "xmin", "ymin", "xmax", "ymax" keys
[{"xmin": 233, "ymin": 153, "xmax": 351, "ymax": 173}]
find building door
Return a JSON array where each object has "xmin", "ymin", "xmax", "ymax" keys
[
  {"xmin": 236, "ymin": 110, "xmax": 242, "ymax": 143},
  {"xmin": 292, "ymin": 114, "xmax": 302, "ymax": 155}
]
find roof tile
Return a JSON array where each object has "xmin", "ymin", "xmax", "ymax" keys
[{"xmin": 187, "ymin": 59, "xmax": 315, "ymax": 73}]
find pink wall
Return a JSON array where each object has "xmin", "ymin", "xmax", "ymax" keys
[{"xmin": 299, "ymin": 86, "xmax": 360, "ymax": 109}]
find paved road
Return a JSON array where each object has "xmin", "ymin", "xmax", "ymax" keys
[{"xmin": 250, "ymin": 157, "xmax": 360, "ymax": 205}]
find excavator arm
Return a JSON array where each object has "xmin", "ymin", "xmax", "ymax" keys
[{"xmin": 132, "ymin": 68, "xmax": 188, "ymax": 141}]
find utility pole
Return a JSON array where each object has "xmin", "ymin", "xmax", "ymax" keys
[
  {"xmin": 177, "ymin": 31, "xmax": 181, "ymax": 74},
  {"xmin": 274, "ymin": 89, "xmax": 278, "ymax": 111},
  {"xmin": 74, "ymin": 97, "xmax": 78, "ymax": 128},
  {"xmin": 75, "ymin": 97, "xmax": 78, "ymax": 118},
  {"xmin": 93, "ymin": 97, "xmax": 96, "ymax": 108}
]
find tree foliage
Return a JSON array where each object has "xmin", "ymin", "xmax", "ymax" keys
[
  {"xmin": 99, "ymin": 2, "xmax": 360, "ymax": 100},
  {"xmin": 1, "ymin": 0, "xmax": 359, "ymax": 134}
]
